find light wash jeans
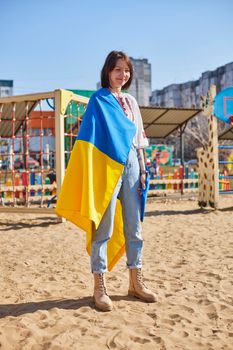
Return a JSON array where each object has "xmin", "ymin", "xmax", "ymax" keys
[{"xmin": 91, "ymin": 146, "xmax": 143, "ymax": 273}]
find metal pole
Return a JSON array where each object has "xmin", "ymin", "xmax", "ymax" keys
[
  {"xmin": 179, "ymin": 126, "xmax": 185, "ymax": 195},
  {"xmin": 180, "ymin": 129, "xmax": 184, "ymax": 166}
]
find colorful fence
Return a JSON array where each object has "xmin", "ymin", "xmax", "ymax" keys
[
  {"xmin": 148, "ymin": 165, "xmax": 198, "ymax": 196},
  {"xmin": 218, "ymin": 145, "xmax": 233, "ymax": 195}
]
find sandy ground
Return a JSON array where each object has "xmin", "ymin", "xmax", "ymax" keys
[{"xmin": 0, "ymin": 197, "xmax": 233, "ymax": 350}]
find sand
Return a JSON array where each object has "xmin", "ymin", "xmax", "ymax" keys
[{"xmin": 0, "ymin": 197, "xmax": 233, "ymax": 350}]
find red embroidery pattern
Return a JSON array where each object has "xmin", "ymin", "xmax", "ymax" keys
[
  {"xmin": 116, "ymin": 95, "xmax": 135, "ymax": 121},
  {"xmin": 117, "ymin": 96, "xmax": 128, "ymax": 116}
]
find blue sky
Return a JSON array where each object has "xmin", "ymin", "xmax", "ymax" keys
[{"xmin": 1, "ymin": 0, "xmax": 233, "ymax": 94}]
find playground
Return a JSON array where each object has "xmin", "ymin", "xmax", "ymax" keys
[
  {"xmin": 0, "ymin": 85, "xmax": 233, "ymax": 349},
  {"xmin": 1, "ymin": 85, "xmax": 233, "ymax": 210},
  {"xmin": 0, "ymin": 88, "xmax": 205, "ymax": 212}
]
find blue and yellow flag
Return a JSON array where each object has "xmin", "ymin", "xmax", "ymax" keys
[{"xmin": 56, "ymin": 88, "xmax": 136, "ymax": 270}]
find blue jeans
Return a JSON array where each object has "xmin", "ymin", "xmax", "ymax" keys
[{"xmin": 91, "ymin": 146, "xmax": 143, "ymax": 273}]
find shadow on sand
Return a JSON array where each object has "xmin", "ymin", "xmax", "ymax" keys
[
  {"xmin": 145, "ymin": 207, "xmax": 209, "ymax": 217},
  {"xmin": 0, "ymin": 295, "xmax": 139, "ymax": 318},
  {"xmin": 0, "ymin": 216, "xmax": 60, "ymax": 231},
  {"xmin": 145, "ymin": 204, "xmax": 233, "ymax": 217}
]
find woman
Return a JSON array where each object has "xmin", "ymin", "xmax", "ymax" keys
[{"xmin": 56, "ymin": 51, "xmax": 156, "ymax": 312}]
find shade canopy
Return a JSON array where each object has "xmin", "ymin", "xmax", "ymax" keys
[
  {"xmin": 140, "ymin": 106, "xmax": 202, "ymax": 138},
  {"xmin": 0, "ymin": 91, "xmax": 202, "ymax": 139},
  {"xmin": 218, "ymin": 126, "xmax": 233, "ymax": 140},
  {"xmin": 0, "ymin": 91, "xmax": 88, "ymax": 138}
]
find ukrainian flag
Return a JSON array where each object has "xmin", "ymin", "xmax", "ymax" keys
[{"xmin": 56, "ymin": 88, "xmax": 136, "ymax": 270}]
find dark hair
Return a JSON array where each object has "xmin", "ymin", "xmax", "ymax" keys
[{"xmin": 101, "ymin": 51, "xmax": 133, "ymax": 90}]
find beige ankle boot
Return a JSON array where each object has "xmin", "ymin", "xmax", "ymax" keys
[
  {"xmin": 93, "ymin": 273, "xmax": 113, "ymax": 311},
  {"xmin": 128, "ymin": 268, "xmax": 157, "ymax": 303}
]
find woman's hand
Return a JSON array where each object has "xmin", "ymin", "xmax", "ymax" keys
[
  {"xmin": 137, "ymin": 148, "xmax": 147, "ymax": 193},
  {"xmin": 138, "ymin": 171, "xmax": 147, "ymax": 194},
  {"xmin": 140, "ymin": 173, "xmax": 146, "ymax": 190}
]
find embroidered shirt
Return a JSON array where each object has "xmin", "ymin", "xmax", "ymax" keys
[{"xmin": 112, "ymin": 92, "xmax": 149, "ymax": 149}]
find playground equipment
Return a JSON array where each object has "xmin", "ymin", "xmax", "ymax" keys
[
  {"xmin": 197, "ymin": 85, "xmax": 233, "ymax": 208},
  {"xmin": 0, "ymin": 89, "xmax": 202, "ymax": 213},
  {"xmin": 0, "ymin": 89, "xmax": 88, "ymax": 213}
]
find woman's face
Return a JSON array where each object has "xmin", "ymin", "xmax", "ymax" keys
[{"xmin": 109, "ymin": 58, "xmax": 130, "ymax": 90}]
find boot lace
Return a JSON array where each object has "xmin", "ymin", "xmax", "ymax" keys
[
  {"xmin": 136, "ymin": 269, "xmax": 147, "ymax": 289},
  {"xmin": 96, "ymin": 274, "xmax": 108, "ymax": 295}
]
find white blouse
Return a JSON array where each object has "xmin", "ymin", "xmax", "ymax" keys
[{"xmin": 112, "ymin": 92, "xmax": 149, "ymax": 149}]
